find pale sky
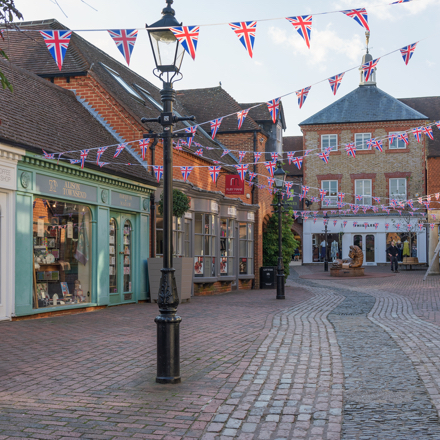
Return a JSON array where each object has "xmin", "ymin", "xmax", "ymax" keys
[{"xmin": 13, "ymin": 0, "xmax": 440, "ymax": 135}]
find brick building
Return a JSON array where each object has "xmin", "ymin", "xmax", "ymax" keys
[
  {"xmin": 2, "ymin": 19, "xmax": 287, "ymax": 295},
  {"xmin": 299, "ymin": 52, "xmax": 428, "ymax": 265}
]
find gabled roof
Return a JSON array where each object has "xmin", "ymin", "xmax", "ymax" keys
[
  {"xmin": 240, "ymin": 101, "xmax": 287, "ymax": 130},
  {"xmin": 176, "ymin": 86, "xmax": 260, "ymax": 132},
  {"xmin": 300, "ymin": 85, "xmax": 429, "ymax": 126},
  {"xmin": 283, "ymin": 136, "xmax": 303, "ymax": 177},
  {"xmin": 0, "ymin": 59, "xmax": 157, "ymax": 185},
  {"xmin": 2, "ymin": 19, "xmax": 238, "ymax": 167},
  {"xmin": 398, "ymin": 96, "xmax": 440, "ymax": 157}
]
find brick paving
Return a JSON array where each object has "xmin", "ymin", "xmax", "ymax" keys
[{"xmin": 3, "ymin": 266, "xmax": 440, "ymax": 438}]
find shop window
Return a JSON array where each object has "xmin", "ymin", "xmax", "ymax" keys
[
  {"xmin": 109, "ymin": 218, "xmax": 117, "ymax": 293},
  {"xmin": 355, "ymin": 179, "xmax": 372, "ymax": 205},
  {"xmin": 386, "ymin": 232, "xmax": 417, "ymax": 261},
  {"xmin": 33, "ymin": 199, "xmax": 92, "ymax": 309},
  {"xmin": 156, "ymin": 214, "xmax": 186, "ymax": 256},
  {"xmin": 239, "ymin": 223, "xmax": 253, "ymax": 275},
  {"xmin": 123, "ymin": 220, "xmax": 132, "ymax": 292},
  {"xmin": 312, "ymin": 233, "xmax": 341, "ymax": 262},
  {"xmin": 355, "ymin": 133, "xmax": 371, "ymax": 150},
  {"xmin": 390, "ymin": 178, "xmax": 407, "ymax": 201},
  {"xmin": 194, "ymin": 213, "xmax": 216, "ymax": 277},
  {"xmin": 184, "ymin": 220, "xmax": 191, "ymax": 257},
  {"xmin": 220, "ymin": 218, "xmax": 234, "ymax": 276},
  {"xmin": 322, "ymin": 180, "xmax": 338, "ymax": 207},
  {"xmin": 321, "ymin": 134, "xmax": 338, "ymax": 152},
  {"xmin": 389, "ymin": 132, "xmax": 407, "ymax": 149}
]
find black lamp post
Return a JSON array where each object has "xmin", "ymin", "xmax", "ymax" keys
[
  {"xmin": 323, "ymin": 212, "xmax": 329, "ymax": 272},
  {"xmin": 142, "ymin": 0, "xmax": 194, "ymax": 384},
  {"xmin": 274, "ymin": 163, "xmax": 286, "ymax": 300}
]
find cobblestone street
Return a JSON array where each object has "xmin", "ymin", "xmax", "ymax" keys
[{"xmin": 2, "ymin": 266, "xmax": 440, "ymax": 439}]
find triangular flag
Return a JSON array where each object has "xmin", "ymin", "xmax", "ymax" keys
[
  {"xmin": 229, "ymin": 21, "xmax": 257, "ymax": 58},
  {"xmin": 40, "ymin": 30, "xmax": 72, "ymax": 71},
  {"xmin": 170, "ymin": 26, "xmax": 200, "ymax": 60},
  {"xmin": 107, "ymin": 29, "xmax": 138, "ymax": 65}
]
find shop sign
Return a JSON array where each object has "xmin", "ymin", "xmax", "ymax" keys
[
  {"xmin": 36, "ymin": 174, "xmax": 97, "ymax": 202},
  {"xmin": 247, "ymin": 212, "xmax": 255, "ymax": 221},
  {"xmin": 228, "ymin": 207, "xmax": 237, "ymax": 216},
  {"xmin": 211, "ymin": 201, "xmax": 218, "ymax": 213},
  {"xmin": 225, "ymin": 175, "xmax": 244, "ymax": 195},
  {"xmin": 111, "ymin": 191, "xmax": 140, "ymax": 210},
  {"xmin": 184, "ymin": 211, "xmax": 193, "ymax": 219}
]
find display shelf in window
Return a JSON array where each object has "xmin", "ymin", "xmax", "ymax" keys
[
  {"xmin": 123, "ymin": 220, "xmax": 132, "ymax": 292},
  {"xmin": 109, "ymin": 218, "xmax": 117, "ymax": 293}
]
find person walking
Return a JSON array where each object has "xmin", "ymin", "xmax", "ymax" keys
[{"xmin": 387, "ymin": 240, "xmax": 399, "ymax": 273}]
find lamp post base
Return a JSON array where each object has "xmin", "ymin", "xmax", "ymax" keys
[{"xmin": 276, "ymin": 261, "xmax": 285, "ymax": 299}]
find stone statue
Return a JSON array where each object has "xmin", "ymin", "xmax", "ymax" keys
[{"xmin": 332, "ymin": 245, "xmax": 363, "ymax": 269}]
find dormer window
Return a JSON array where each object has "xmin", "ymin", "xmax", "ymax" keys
[{"xmin": 101, "ymin": 64, "xmax": 143, "ymax": 102}]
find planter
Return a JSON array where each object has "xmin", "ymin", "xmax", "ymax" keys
[{"xmin": 147, "ymin": 257, "xmax": 192, "ymax": 303}]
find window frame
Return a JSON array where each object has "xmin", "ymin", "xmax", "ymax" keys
[
  {"xmin": 389, "ymin": 131, "xmax": 407, "ymax": 150},
  {"xmin": 355, "ymin": 179, "xmax": 372, "ymax": 205},
  {"xmin": 389, "ymin": 178, "xmax": 407, "ymax": 201},
  {"xmin": 355, "ymin": 133, "xmax": 372, "ymax": 151},
  {"xmin": 321, "ymin": 134, "xmax": 338, "ymax": 152},
  {"xmin": 321, "ymin": 180, "xmax": 338, "ymax": 207},
  {"xmin": 239, "ymin": 222, "xmax": 254, "ymax": 275},
  {"xmin": 194, "ymin": 213, "xmax": 216, "ymax": 277}
]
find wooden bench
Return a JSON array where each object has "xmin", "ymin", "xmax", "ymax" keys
[{"xmin": 398, "ymin": 262, "xmax": 427, "ymax": 271}]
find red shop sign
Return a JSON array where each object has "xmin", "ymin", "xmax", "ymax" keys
[{"xmin": 225, "ymin": 175, "xmax": 244, "ymax": 195}]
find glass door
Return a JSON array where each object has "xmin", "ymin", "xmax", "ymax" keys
[
  {"xmin": 353, "ymin": 234, "xmax": 375, "ymax": 264},
  {"xmin": 109, "ymin": 211, "xmax": 135, "ymax": 303}
]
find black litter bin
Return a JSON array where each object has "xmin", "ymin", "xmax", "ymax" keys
[{"xmin": 260, "ymin": 266, "xmax": 277, "ymax": 289}]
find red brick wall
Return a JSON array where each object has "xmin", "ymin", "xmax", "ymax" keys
[{"xmin": 428, "ymin": 157, "xmax": 440, "ymax": 196}]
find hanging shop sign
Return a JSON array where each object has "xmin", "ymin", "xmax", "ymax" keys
[
  {"xmin": 225, "ymin": 175, "xmax": 244, "ymax": 195},
  {"xmin": 35, "ymin": 174, "xmax": 97, "ymax": 202}
]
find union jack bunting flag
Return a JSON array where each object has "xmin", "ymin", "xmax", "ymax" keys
[
  {"xmin": 292, "ymin": 157, "xmax": 303, "ymax": 170},
  {"xmin": 330, "ymin": 210, "xmax": 337, "ymax": 215},
  {"xmin": 40, "ymin": 30, "xmax": 72, "ymax": 70},
  {"xmin": 267, "ymin": 98, "xmax": 281, "ymax": 123},
  {"xmin": 412, "ymin": 127, "xmax": 423, "ymax": 142},
  {"xmin": 337, "ymin": 202, "xmax": 344, "ymax": 209},
  {"xmin": 362, "ymin": 206, "xmax": 368, "ymax": 214},
  {"xmin": 353, "ymin": 222, "xmax": 358, "ymax": 227},
  {"xmin": 174, "ymin": 141, "xmax": 183, "ymax": 151},
  {"xmin": 364, "ymin": 222, "xmax": 369, "ymax": 229},
  {"xmin": 338, "ymin": 192, "xmax": 345, "ymax": 201},
  {"xmin": 267, "ymin": 177, "xmax": 275, "ymax": 186},
  {"xmin": 318, "ymin": 152, "xmax": 329, "ymax": 164},
  {"xmin": 313, "ymin": 217, "xmax": 317, "ymax": 224},
  {"xmin": 343, "ymin": 221, "xmax": 348, "ymax": 228},
  {"xmin": 107, "ymin": 29, "xmax": 138, "ymax": 65},
  {"xmin": 362, "ymin": 58, "xmax": 379, "ymax": 82},
  {"xmin": 210, "ymin": 118, "xmax": 223, "ymax": 139},
  {"xmin": 345, "ymin": 143, "xmax": 356, "ymax": 158},
  {"xmin": 42, "ymin": 150, "xmax": 55, "ymax": 159},
  {"xmin": 319, "ymin": 189, "xmax": 327, "ymax": 200},
  {"xmin": 398, "ymin": 132, "xmax": 409, "ymax": 145},
  {"xmin": 139, "ymin": 139, "xmax": 149, "ymax": 161},
  {"xmin": 355, "ymin": 195, "xmax": 363, "ymax": 201},
  {"xmin": 391, "ymin": 0, "xmax": 412, "ymax": 3},
  {"xmin": 374, "ymin": 223, "xmax": 379, "ymax": 229},
  {"xmin": 287, "ymin": 152, "xmax": 295, "ymax": 164},
  {"xmin": 333, "ymin": 220, "xmax": 338, "ymax": 227},
  {"xmin": 341, "ymin": 8, "xmax": 370, "ymax": 31},
  {"xmin": 418, "ymin": 223, "xmax": 424, "ymax": 231},
  {"xmin": 431, "ymin": 223, "xmax": 435, "ymax": 231},
  {"xmin": 248, "ymin": 181, "xmax": 254, "ymax": 188},
  {"xmin": 267, "ymin": 188, "xmax": 273, "ymax": 196},
  {"xmin": 388, "ymin": 133, "xmax": 398, "ymax": 145},
  {"xmin": 322, "ymin": 211, "xmax": 327, "ymax": 217},
  {"xmin": 304, "ymin": 149, "xmax": 312, "ymax": 156},
  {"xmin": 70, "ymin": 159, "xmax": 81, "ymax": 164},
  {"xmin": 235, "ymin": 164, "xmax": 249, "ymax": 181},
  {"xmin": 264, "ymin": 161, "xmax": 277, "ymax": 177},
  {"xmin": 385, "ymin": 223, "xmax": 390, "ymax": 230},
  {"xmin": 396, "ymin": 223, "xmax": 401, "ymax": 230},
  {"xmin": 407, "ymin": 200, "xmax": 414, "ymax": 209},
  {"xmin": 311, "ymin": 197, "xmax": 319, "ymax": 202},
  {"xmin": 249, "ymin": 172, "xmax": 257, "ymax": 181},
  {"xmin": 285, "ymin": 181, "xmax": 294, "ymax": 193},
  {"xmin": 80, "ymin": 149, "xmax": 89, "ymax": 169},
  {"xmin": 98, "ymin": 162, "xmax": 109, "ymax": 168},
  {"xmin": 436, "ymin": 193, "xmax": 440, "ymax": 200},
  {"xmin": 237, "ymin": 109, "xmax": 250, "ymax": 130},
  {"xmin": 436, "ymin": 121, "xmax": 440, "ymax": 130},
  {"xmin": 185, "ymin": 126, "xmax": 198, "ymax": 147},
  {"xmin": 296, "ymin": 86, "xmax": 311, "ymax": 109},
  {"xmin": 400, "ymin": 42, "xmax": 418, "ymax": 66},
  {"xmin": 433, "ymin": 214, "xmax": 438, "ymax": 221},
  {"xmin": 195, "ymin": 148, "xmax": 203, "ymax": 157},
  {"xmin": 180, "ymin": 166, "xmax": 193, "ymax": 181},
  {"xmin": 323, "ymin": 219, "xmax": 329, "ymax": 226},
  {"xmin": 372, "ymin": 197, "xmax": 381, "ymax": 203},
  {"xmin": 238, "ymin": 151, "xmax": 247, "ymax": 163},
  {"xmin": 418, "ymin": 197, "xmax": 423, "ymax": 204},
  {"xmin": 427, "ymin": 195, "xmax": 432, "ymax": 201},
  {"xmin": 423, "ymin": 201, "xmax": 431, "ymax": 209},
  {"xmin": 209, "ymin": 166, "xmax": 221, "ymax": 184},
  {"xmin": 114, "ymin": 143, "xmax": 126, "ymax": 158},
  {"xmin": 286, "ymin": 15, "xmax": 312, "ymax": 48},
  {"xmin": 407, "ymin": 224, "xmax": 412, "ymax": 232},
  {"xmin": 353, "ymin": 206, "xmax": 360, "ymax": 213},
  {"xmin": 372, "ymin": 206, "xmax": 379, "ymax": 213},
  {"xmin": 254, "ymin": 152, "xmax": 262, "ymax": 163},
  {"xmin": 221, "ymin": 149, "xmax": 231, "ymax": 158},
  {"xmin": 328, "ymin": 73, "xmax": 345, "ymax": 96},
  {"xmin": 422, "ymin": 126, "xmax": 434, "ymax": 140},
  {"xmin": 301, "ymin": 186, "xmax": 310, "ymax": 196},
  {"xmin": 96, "ymin": 146, "xmax": 108, "ymax": 164},
  {"xmin": 229, "ymin": 21, "xmax": 257, "ymax": 58},
  {"xmin": 374, "ymin": 139, "xmax": 383, "ymax": 152},
  {"xmin": 366, "ymin": 138, "xmax": 375, "ymax": 150},
  {"xmin": 170, "ymin": 26, "xmax": 200, "ymax": 60},
  {"xmin": 152, "ymin": 165, "xmax": 163, "ymax": 182}
]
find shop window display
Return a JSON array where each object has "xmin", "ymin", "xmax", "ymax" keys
[
  {"xmin": 239, "ymin": 223, "xmax": 253, "ymax": 275},
  {"xmin": 312, "ymin": 233, "xmax": 341, "ymax": 262},
  {"xmin": 194, "ymin": 213, "xmax": 216, "ymax": 277},
  {"xmin": 386, "ymin": 232, "xmax": 417, "ymax": 261},
  {"xmin": 220, "ymin": 218, "xmax": 234, "ymax": 276},
  {"xmin": 123, "ymin": 220, "xmax": 132, "ymax": 292},
  {"xmin": 33, "ymin": 198, "xmax": 92, "ymax": 309}
]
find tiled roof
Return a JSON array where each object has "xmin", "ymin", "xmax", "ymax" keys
[
  {"xmin": 283, "ymin": 136, "xmax": 303, "ymax": 177},
  {"xmin": 2, "ymin": 20, "xmax": 238, "ymax": 167},
  {"xmin": 0, "ymin": 59, "xmax": 157, "ymax": 185},
  {"xmin": 398, "ymin": 96, "xmax": 440, "ymax": 157},
  {"xmin": 300, "ymin": 85, "xmax": 429, "ymax": 126},
  {"xmin": 176, "ymin": 86, "xmax": 260, "ymax": 132}
]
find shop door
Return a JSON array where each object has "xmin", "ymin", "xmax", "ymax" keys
[
  {"xmin": 353, "ymin": 234, "xmax": 375, "ymax": 264},
  {"xmin": 109, "ymin": 211, "xmax": 135, "ymax": 304}
]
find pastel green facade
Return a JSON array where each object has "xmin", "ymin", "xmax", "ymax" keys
[{"xmin": 15, "ymin": 154, "xmax": 154, "ymax": 317}]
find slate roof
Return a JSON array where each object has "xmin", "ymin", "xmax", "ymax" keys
[
  {"xmin": 240, "ymin": 102, "xmax": 287, "ymax": 130},
  {"xmin": 398, "ymin": 96, "xmax": 440, "ymax": 157},
  {"xmin": 2, "ymin": 20, "xmax": 238, "ymax": 168},
  {"xmin": 176, "ymin": 87, "xmax": 260, "ymax": 132},
  {"xmin": 0, "ymin": 58, "xmax": 157, "ymax": 185},
  {"xmin": 283, "ymin": 136, "xmax": 303, "ymax": 177},
  {"xmin": 300, "ymin": 85, "xmax": 429, "ymax": 126}
]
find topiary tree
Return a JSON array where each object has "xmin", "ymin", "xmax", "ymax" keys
[
  {"xmin": 158, "ymin": 189, "xmax": 190, "ymax": 219},
  {"xmin": 263, "ymin": 196, "xmax": 298, "ymax": 280}
]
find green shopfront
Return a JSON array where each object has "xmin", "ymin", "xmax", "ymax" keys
[{"xmin": 15, "ymin": 156, "xmax": 154, "ymax": 317}]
